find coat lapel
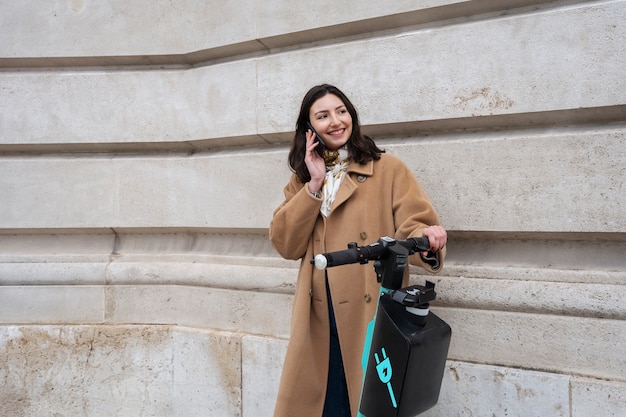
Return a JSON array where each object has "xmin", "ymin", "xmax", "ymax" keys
[{"xmin": 327, "ymin": 160, "xmax": 374, "ymax": 215}]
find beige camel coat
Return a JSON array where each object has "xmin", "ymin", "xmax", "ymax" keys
[{"xmin": 269, "ymin": 153, "xmax": 444, "ymax": 417}]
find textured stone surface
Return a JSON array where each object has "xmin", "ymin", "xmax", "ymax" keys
[
  {"xmin": 241, "ymin": 336, "xmax": 287, "ymax": 417},
  {"xmin": 571, "ymin": 377, "xmax": 626, "ymax": 417},
  {"xmin": 0, "ymin": 0, "xmax": 257, "ymax": 57},
  {"xmin": 172, "ymin": 327, "xmax": 242, "ymax": 417},
  {"xmin": 0, "ymin": 150, "xmax": 288, "ymax": 229},
  {"xmin": 0, "ymin": 64, "xmax": 259, "ymax": 144},
  {"xmin": 257, "ymin": 1, "xmax": 626, "ymax": 131},
  {"xmin": 105, "ymin": 285, "xmax": 293, "ymax": 339},
  {"xmin": 2, "ymin": 3, "xmax": 624, "ymax": 146},
  {"xmin": 0, "ymin": 325, "xmax": 242, "ymax": 417},
  {"xmin": 423, "ymin": 361, "xmax": 571, "ymax": 417},
  {"xmin": 436, "ymin": 306, "xmax": 626, "ymax": 381},
  {"xmin": 3, "ymin": 326, "xmax": 625, "ymax": 417},
  {"xmin": 1, "ymin": 130, "xmax": 623, "ymax": 232},
  {"xmin": 0, "ymin": 0, "xmax": 551, "ymax": 59},
  {"xmin": 0, "ymin": 286, "xmax": 105, "ymax": 324},
  {"xmin": 386, "ymin": 130, "xmax": 626, "ymax": 233}
]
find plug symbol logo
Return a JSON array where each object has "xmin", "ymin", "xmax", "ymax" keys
[{"xmin": 374, "ymin": 347, "xmax": 397, "ymax": 408}]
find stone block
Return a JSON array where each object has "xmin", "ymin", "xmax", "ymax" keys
[
  {"xmin": 172, "ymin": 327, "xmax": 242, "ymax": 416},
  {"xmin": 426, "ymin": 275, "xmax": 626, "ymax": 320},
  {"xmin": 384, "ymin": 129, "xmax": 626, "ymax": 233},
  {"xmin": 0, "ymin": 325, "xmax": 245, "ymax": 417},
  {"xmin": 571, "ymin": 377, "xmax": 626, "ymax": 417},
  {"xmin": 0, "ymin": 262, "xmax": 108, "ymax": 285},
  {"xmin": 0, "ymin": 231, "xmax": 115, "ymax": 258},
  {"xmin": 106, "ymin": 260, "xmax": 297, "ymax": 294},
  {"xmin": 433, "ymin": 234, "xmax": 626, "ymax": 281},
  {"xmin": 257, "ymin": 1, "xmax": 626, "ymax": 132},
  {"xmin": 106, "ymin": 285, "xmax": 293, "ymax": 338},
  {"xmin": 0, "ymin": 0, "xmax": 257, "ymax": 58},
  {"xmin": 0, "ymin": 148, "xmax": 289, "ymax": 229},
  {"xmin": 422, "ymin": 361, "xmax": 570, "ymax": 417},
  {"xmin": 436, "ymin": 307, "xmax": 626, "ymax": 381},
  {"xmin": 0, "ymin": 62, "xmax": 257, "ymax": 145},
  {"xmin": 0, "ymin": 286, "xmax": 104, "ymax": 324},
  {"xmin": 241, "ymin": 336, "xmax": 288, "ymax": 417},
  {"xmin": 0, "ymin": 325, "xmax": 174, "ymax": 417}
]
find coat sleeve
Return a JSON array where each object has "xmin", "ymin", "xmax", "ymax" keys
[
  {"xmin": 269, "ymin": 174, "xmax": 322, "ymax": 260},
  {"xmin": 388, "ymin": 155, "xmax": 446, "ymax": 272}
]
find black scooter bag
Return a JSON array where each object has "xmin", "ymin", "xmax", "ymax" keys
[{"xmin": 358, "ymin": 284, "xmax": 452, "ymax": 417}]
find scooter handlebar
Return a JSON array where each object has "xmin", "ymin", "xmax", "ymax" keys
[{"xmin": 311, "ymin": 236, "xmax": 431, "ymax": 270}]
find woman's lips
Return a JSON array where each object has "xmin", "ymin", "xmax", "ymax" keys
[{"xmin": 327, "ymin": 128, "xmax": 345, "ymax": 137}]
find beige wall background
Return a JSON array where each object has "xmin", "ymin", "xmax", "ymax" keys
[{"xmin": 1, "ymin": 1, "xmax": 625, "ymax": 416}]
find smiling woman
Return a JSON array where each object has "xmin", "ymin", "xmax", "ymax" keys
[{"xmin": 269, "ymin": 84, "xmax": 447, "ymax": 417}]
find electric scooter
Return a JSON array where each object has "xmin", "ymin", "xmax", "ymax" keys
[{"xmin": 312, "ymin": 236, "xmax": 451, "ymax": 417}]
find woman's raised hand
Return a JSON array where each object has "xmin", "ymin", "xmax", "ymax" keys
[{"xmin": 305, "ymin": 129, "xmax": 326, "ymax": 193}]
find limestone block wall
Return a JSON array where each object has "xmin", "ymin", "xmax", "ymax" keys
[{"xmin": 1, "ymin": 1, "xmax": 625, "ymax": 416}]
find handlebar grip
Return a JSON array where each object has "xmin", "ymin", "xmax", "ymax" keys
[
  {"xmin": 313, "ymin": 248, "xmax": 360, "ymax": 270},
  {"xmin": 405, "ymin": 236, "xmax": 430, "ymax": 252}
]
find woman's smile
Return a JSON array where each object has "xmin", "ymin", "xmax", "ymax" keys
[{"xmin": 327, "ymin": 127, "xmax": 347, "ymax": 139}]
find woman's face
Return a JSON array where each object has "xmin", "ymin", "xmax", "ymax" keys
[{"xmin": 308, "ymin": 93, "xmax": 353, "ymax": 151}]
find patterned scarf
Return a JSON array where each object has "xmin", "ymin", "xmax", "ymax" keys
[{"xmin": 321, "ymin": 148, "xmax": 350, "ymax": 217}]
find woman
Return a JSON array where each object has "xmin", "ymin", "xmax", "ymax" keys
[{"xmin": 269, "ymin": 84, "xmax": 447, "ymax": 417}]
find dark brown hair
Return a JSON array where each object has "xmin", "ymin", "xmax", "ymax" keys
[{"xmin": 288, "ymin": 84, "xmax": 384, "ymax": 182}]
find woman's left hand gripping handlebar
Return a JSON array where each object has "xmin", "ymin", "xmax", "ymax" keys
[{"xmin": 421, "ymin": 225, "xmax": 447, "ymax": 254}]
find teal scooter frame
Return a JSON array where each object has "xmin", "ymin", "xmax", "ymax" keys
[{"xmin": 313, "ymin": 236, "xmax": 451, "ymax": 417}]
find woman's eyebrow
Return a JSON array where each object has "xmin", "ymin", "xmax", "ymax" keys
[{"xmin": 313, "ymin": 106, "xmax": 346, "ymax": 116}]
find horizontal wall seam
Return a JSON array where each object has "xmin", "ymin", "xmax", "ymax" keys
[{"xmin": 1, "ymin": 107, "xmax": 624, "ymax": 156}]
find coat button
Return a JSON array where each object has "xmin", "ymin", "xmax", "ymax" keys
[
  {"xmin": 309, "ymin": 289, "xmax": 313, "ymax": 298},
  {"xmin": 360, "ymin": 232, "xmax": 367, "ymax": 240},
  {"xmin": 357, "ymin": 175, "xmax": 366, "ymax": 183},
  {"xmin": 364, "ymin": 293, "xmax": 372, "ymax": 303}
]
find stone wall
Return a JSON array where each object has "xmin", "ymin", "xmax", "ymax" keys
[{"xmin": 1, "ymin": 1, "xmax": 625, "ymax": 416}]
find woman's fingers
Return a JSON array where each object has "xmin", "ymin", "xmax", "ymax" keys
[{"xmin": 422, "ymin": 225, "xmax": 447, "ymax": 252}]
